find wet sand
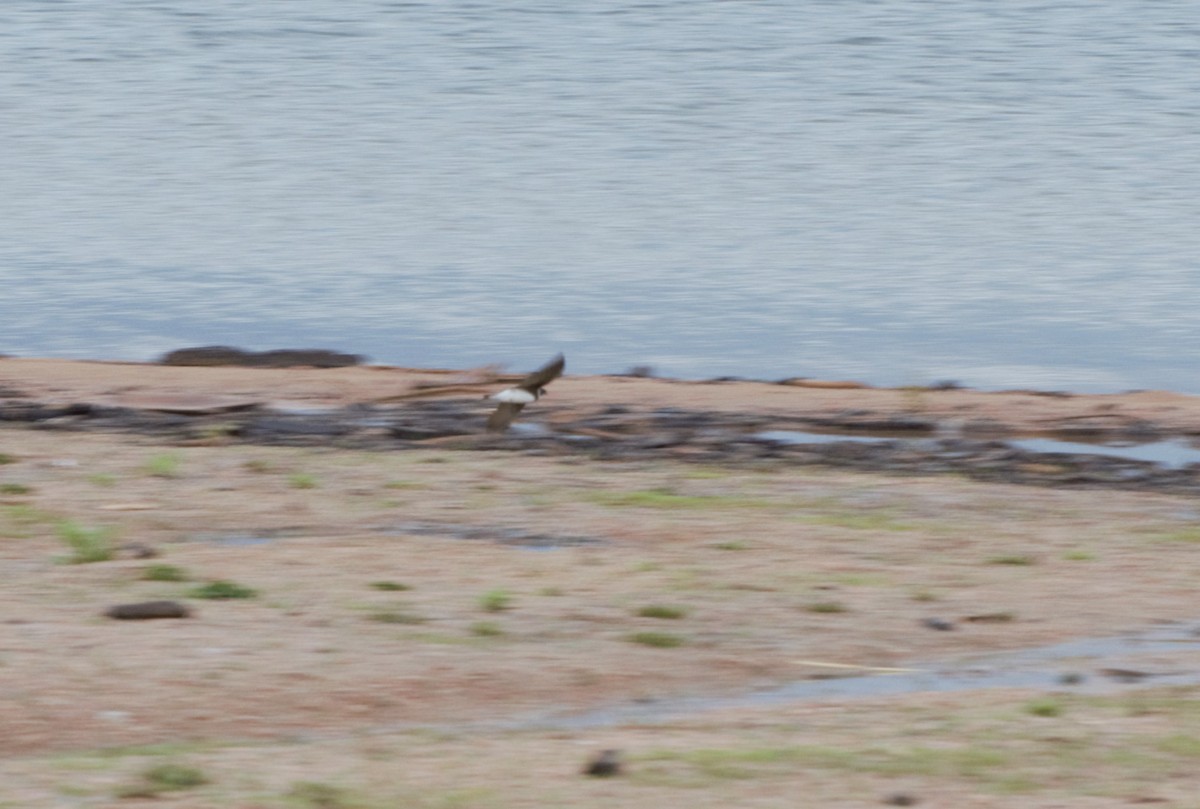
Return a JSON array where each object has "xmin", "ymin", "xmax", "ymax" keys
[{"xmin": 2, "ymin": 358, "xmax": 1200, "ymax": 806}]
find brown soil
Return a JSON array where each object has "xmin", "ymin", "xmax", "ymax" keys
[{"xmin": 2, "ymin": 359, "xmax": 1200, "ymax": 807}]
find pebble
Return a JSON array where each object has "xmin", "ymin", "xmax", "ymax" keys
[
  {"xmin": 105, "ymin": 601, "xmax": 191, "ymax": 620},
  {"xmin": 583, "ymin": 749, "xmax": 622, "ymax": 777}
]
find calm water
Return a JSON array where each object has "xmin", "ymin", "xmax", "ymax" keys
[{"xmin": 2, "ymin": 1, "xmax": 1198, "ymax": 391}]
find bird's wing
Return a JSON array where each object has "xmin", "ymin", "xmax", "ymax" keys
[
  {"xmin": 487, "ymin": 401, "xmax": 525, "ymax": 432},
  {"xmin": 519, "ymin": 353, "xmax": 565, "ymax": 391}
]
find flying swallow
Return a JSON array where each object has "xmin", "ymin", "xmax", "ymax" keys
[{"xmin": 485, "ymin": 353, "xmax": 565, "ymax": 432}]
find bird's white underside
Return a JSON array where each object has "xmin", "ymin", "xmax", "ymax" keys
[{"xmin": 491, "ymin": 388, "xmax": 536, "ymax": 404}]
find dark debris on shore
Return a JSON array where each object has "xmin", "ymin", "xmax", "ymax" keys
[{"xmin": 2, "ymin": 396, "xmax": 1199, "ymax": 496}]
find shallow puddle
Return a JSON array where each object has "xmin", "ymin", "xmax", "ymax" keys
[
  {"xmin": 381, "ymin": 521, "xmax": 603, "ymax": 549},
  {"xmin": 188, "ymin": 528, "xmax": 308, "ymax": 546},
  {"xmin": 521, "ymin": 621, "xmax": 1200, "ymax": 729},
  {"xmin": 755, "ymin": 430, "xmax": 1200, "ymax": 469},
  {"xmin": 1008, "ymin": 437, "xmax": 1200, "ymax": 470}
]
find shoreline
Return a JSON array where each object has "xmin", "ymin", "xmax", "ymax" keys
[
  {"xmin": 3, "ymin": 356, "xmax": 1200, "ymax": 494},
  {"xmin": 5, "ymin": 350, "xmax": 1199, "ymax": 396}
]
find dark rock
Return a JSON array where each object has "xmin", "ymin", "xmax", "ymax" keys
[
  {"xmin": 636, "ymin": 433, "xmax": 685, "ymax": 449},
  {"xmin": 160, "ymin": 346, "xmax": 363, "ymax": 368},
  {"xmin": 0, "ymin": 403, "xmax": 86, "ymax": 422},
  {"xmin": 105, "ymin": 601, "xmax": 191, "ymax": 620},
  {"xmin": 882, "ymin": 793, "xmax": 919, "ymax": 806},
  {"xmin": 963, "ymin": 612, "xmax": 1015, "ymax": 623},
  {"xmin": 160, "ymin": 346, "xmax": 253, "ymax": 366},
  {"xmin": 583, "ymin": 749, "xmax": 622, "ymax": 777},
  {"xmin": 389, "ymin": 424, "xmax": 466, "ymax": 441},
  {"xmin": 119, "ymin": 543, "xmax": 159, "ymax": 559},
  {"xmin": 248, "ymin": 349, "xmax": 364, "ymax": 368},
  {"xmin": 1058, "ymin": 672, "xmax": 1085, "ymax": 685},
  {"xmin": 1100, "ymin": 667, "xmax": 1151, "ymax": 683},
  {"xmin": 921, "ymin": 617, "xmax": 955, "ymax": 631}
]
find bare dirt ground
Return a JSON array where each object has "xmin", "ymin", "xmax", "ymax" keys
[{"xmin": 2, "ymin": 359, "xmax": 1200, "ymax": 807}]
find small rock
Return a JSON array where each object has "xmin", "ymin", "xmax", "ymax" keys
[
  {"xmin": 964, "ymin": 612, "xmax": 1015, "ymax": 623},
  {"xmin": 883, "ymin": 793, "xmax": 918, "ymax": 806},
  {"xmin": 921, "ymin": 617, "xmax": 955, "ymax": 631},
  {"xmin": 159, "ymin": 346, "xmax": 363, "ymax": 368},
  {"xmin": 105, "ymin": 601, "xmax": 191, "ymax": 620},
  {"xmin": 1100, "ymin": 667, "xmax": 1151, "ymax": 683},
  {"xmin": 583, "ymin": 749, "xmax": 622, "ymax": 777},
  {"xmin": 119, "ymin": 542, "xmax": 159, "ymax": 559},
  {"xmin": 250, "ymin": 348, "xmax": 364, "ymax": 368},
  {"xmin": 160, "ymin": 345, "xmax": 253, "ymax": 366},
  {"xmin": 1058, "ymin": 672, "xmax": 1085, "ymax": 685}
]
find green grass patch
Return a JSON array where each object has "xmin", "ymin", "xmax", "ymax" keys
[
  {"xmin": 370, "ymin": 581, "xmax": 412, "ymax": 591},
  {"xmin": 143, "ymin": 762, "xmax": 208, "ymax": 789},
  {"xmin": 117, "ymin": 762, "xmax": 208, "ymax": 797},
  {"xmin": 288, "ymin": 473, "xmax": 318, "ymax": 489},
  {"xmin": 0, "ymin": 483, "xmax": 32, "ymax": 495},
  {"xmin": 628, "ymin": 631, "xmax": 686, "ymax": 648},
  {"xmin": 714, "ymin": 540, "xmax": 749, "ymax": 551},
  {"xmin": 144, "ymin": 453, "xmax": 182, "ymax": 479},
  {"xmin": 2, "ymin": 504, "xmax": 59, "ymax": 539},
  {"xmin": 1063, "ymin": 550, "xmax": 1096, "ymax": 561},
  {"xmin": 1025, "ymin": 698, "xmax": 1064, "ymax": 717},
  {"xmin": 478, "ymin": 589, "xmax": 513, "ymax": 612},
  {"xmin": 804, "ymin": 601, "xmax": 848, "ymax": 614},
  {"xmin": 4, "ymin": 503, "xmax": 56, "ymax": 524},
  {"xmin": 86, "ymin": 473, "xmax": 117, "ymax": 487},
  {"xmin": 286, "ymin": 781, "xmax": 356, "ymax": 808},
  {"xmin": 1154, "ymin": 527, "xmax": 1200, "ymax": 543},
  {"xmin": 1155, "ymin": 734, "xmax": 1200, "ymax": 757},
  {"xmin": 470, "ymin": 621, "xmax": 504, "ymax": 637},
  {"xmin": 987, "ymin": 555, "xmax": 1036, "ymax": 566},
  {"xmin": 636, "ymin": 604, "xmax": 688, "ymax": 619},
  {"xmin": 57, "ymin": 521, "xmax": 116, "ymax": 564},
  {"xmin": 0, "ymin": 453, "xmax": 16, "ymax": 465},
  {"xmin": 368, "ymin": 609, "xmax": 426, "ymax": 625},
  {"xmin": 188, "ymin": 580, "xmax": 257, "ymax": 600},
  {"xmin": 142, "ymin": 564, "xmax": 189, "ymax": 582}
]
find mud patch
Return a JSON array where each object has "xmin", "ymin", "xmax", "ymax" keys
[{"xmin": 381, "ymin": 521, "xmax": 605, "ymax": 549}]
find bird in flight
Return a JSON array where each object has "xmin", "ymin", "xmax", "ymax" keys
[{"xmin": 485, "ymin": 353, "xmax": 565, "ymax": 432}]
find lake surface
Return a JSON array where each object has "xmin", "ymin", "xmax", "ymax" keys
[{"xmin": 2, "ymin": 1, "xmax": 1198, "ymax": 391}]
